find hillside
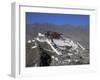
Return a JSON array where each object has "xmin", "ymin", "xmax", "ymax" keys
[{"xmin": 26, "ymin": 23, "xmax": 89, "ymax": 49}]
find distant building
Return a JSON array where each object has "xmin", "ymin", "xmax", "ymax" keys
[
  {"xmin": 45, "ymin": 31, "xmax": 63, "ymax": 39},
  {"xmin": 37, "ymin": 33, "xmax": 46, "ymax": 42},
  {"xmin": 38, "ymin": 33, "xmax": 45, "ymax": 37},
  {"xmin": 27, "ymin": 40, "xmax": 31, "ymax": 43}
]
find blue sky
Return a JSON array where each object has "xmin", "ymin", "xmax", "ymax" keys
[{"xmin": 26, "ymin": 12, "xmax": 89, "ymax": 26}]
